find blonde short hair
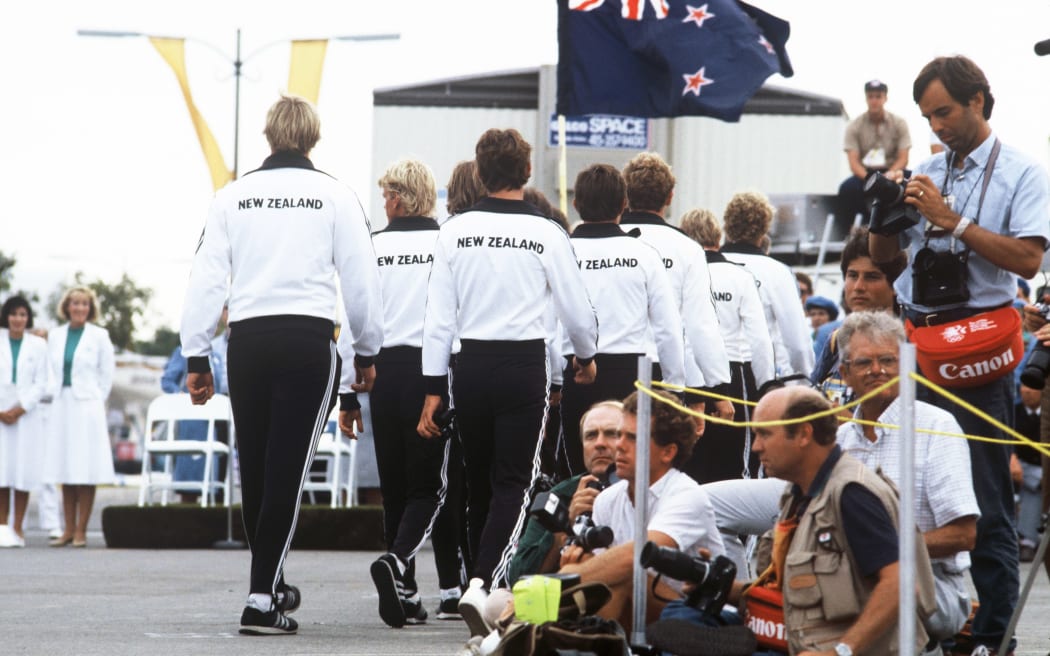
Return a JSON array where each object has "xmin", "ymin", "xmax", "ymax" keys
[
  {"xmin": 57, "ymin": 286, "xmax": 100, "ymax": 323},
  {"xmin": 679, "ymin": 208, "xmax": 721, "ymax": 248},
  {"xmin": 623, "ymin": 152, "xmax": 675, "ymax": 212},
  {"xmin": 723, "ymin": 191, "xmax": 774, "ymax": 245},
  {"xmin": 264, "ymin": 94, "xmax": 320, "ymax": 155},
  {"xmin": 378, "ymin": 159, "xmax": 438, "ymax": 217}
]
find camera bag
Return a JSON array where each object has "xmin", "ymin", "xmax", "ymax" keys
[
  {"xmin": 495, "ymin": 581, "xmax": 630, "ymax": 656},
  {"xmin": 905, "ymin": 305, "xmax": 1023, "ymax": 388}
]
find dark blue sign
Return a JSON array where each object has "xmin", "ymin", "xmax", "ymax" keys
[{"xmin": 549, "ymin": 114, "xmax": 650, "ymax": 149}]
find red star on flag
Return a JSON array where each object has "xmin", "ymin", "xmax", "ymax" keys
[
  {"xmin": 682, "ymin": 66, "xmax": 714, "ymax": 96},
  {"xmin": 758, "ymin": 35, "xmax": 775, "ymax": 54},
  {"xmin": 682, "ymin": 3, "xmax": 715, "ymax": 28}
]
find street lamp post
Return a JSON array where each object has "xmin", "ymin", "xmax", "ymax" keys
[{"xmin": 78, "ymin": 28, "xmax": 400, "ymax": 179}]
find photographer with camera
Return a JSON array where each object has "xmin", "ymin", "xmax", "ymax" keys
[
  {"xmin": 869, "ymin": 55, "xmax": 1050, "ymax": 656},
  {"xmin": 557, "ymin": 391, "xmax": 724, "ymax": 634},
  {"xmin": 508, "ymin": 400, "xmax": 623, "ymax": 584}
]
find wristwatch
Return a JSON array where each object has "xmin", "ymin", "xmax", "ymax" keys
[{"xmin": 834, "ymin": 643, "xmax": 853, "ymax": 656}]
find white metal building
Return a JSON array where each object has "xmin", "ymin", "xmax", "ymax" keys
[{"xmin": 371, "ymin": 65, "xmax": 851, "ymax": 265}]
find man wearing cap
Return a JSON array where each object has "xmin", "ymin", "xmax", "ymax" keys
[
  {"xmin": 805, "ymin": 295, "xmax": 839, "ymax": 332},
  {"xmin": 836, "ymin": 79, "xmax": 912, "ymax": 227}
]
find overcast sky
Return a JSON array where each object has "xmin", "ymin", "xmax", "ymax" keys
[{"xmin": 4, "ymin": 0, "xmax": 1050, "ymax": 335}]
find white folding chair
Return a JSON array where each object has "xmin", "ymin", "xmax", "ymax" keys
[
  {"xmin": 303, "ymin": 409, "xmax": 358, "ymax": 508},
  {"xmin": 138, "ymin": 393, "xmax": 233, "ymax": 508}
]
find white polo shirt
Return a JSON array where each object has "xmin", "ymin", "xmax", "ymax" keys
[{"xmin": 593, "ymin": 468, "xmax": 725, "ymax": 591}]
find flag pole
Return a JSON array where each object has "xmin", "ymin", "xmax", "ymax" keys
[{"xmin": 558, "ymin": 115, "xmax": 569, "ymax": 217}]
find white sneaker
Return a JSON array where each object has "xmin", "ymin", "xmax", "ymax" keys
[
  {"xmin": 0, "ymin": 524, "xmax": 16, "ymax": 545},
  {"xmin": 48, "ymin": 528, "xmax": 64, "ymax": 540},
  {"xmin": 458, "ymin": 578, "xmax": 492, "ymax": 637}
]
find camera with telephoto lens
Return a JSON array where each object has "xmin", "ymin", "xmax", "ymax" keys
[
  {"xmin": 863, "ymin": 171, "xmax": 921, "ymax": 236},
  {"xmin": 1021, "ymin": 303, "xmax": 1050, "ymax": 390},
  {"xmin": 639, "ymin": 541, "xmax": 736, "ymax": 617},
  {"xmin": 529, "ymin": 478, "xmax": 613, "ymax": 552}
]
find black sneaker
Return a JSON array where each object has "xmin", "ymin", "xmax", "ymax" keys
[
  {"xmin": 277, "ymin": 584, "xmax": 301, "ymax": 614},
  {"xmin": 370, "ymin": 553, "xmax": 407, "ymax": 628},
  {"xmin": 436, "ymin": 596, "xmax": 462, "ymax": 620},
  {"xmin": 238, "ymin": 606, "xmax": 298, "ymax": 635},
  {"xmin": 403, "ymin": 597, "xmax": 428, "ymax": 625}
]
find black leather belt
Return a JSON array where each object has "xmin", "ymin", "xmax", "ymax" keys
[{"xmin": 903, "ymin": 301, "xmax": 1011, "ymax": 327}]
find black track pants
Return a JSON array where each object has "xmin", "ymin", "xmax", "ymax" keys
[
  {"xmin": 681, "ymin": 361, "xmax": 758, "ymax": 484},
  {"xmin": 453, "ymin": 340, "xmax": 548, "ymax": 588},
  {"xmin": 369, "ymin": 347, "xmax": 450, "ymax": 566},
  {"xmin": 226, "ymin": 316, "xmax": 338, "ymax": 596}
]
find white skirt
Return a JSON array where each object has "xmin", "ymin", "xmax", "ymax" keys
[
  {"xmin": 0, "ymin": 404, "xmax": 46, "ymax": 491},
  {"xmin": 43, "ymin": 388, "xmax": 115, "ymax": 485}
]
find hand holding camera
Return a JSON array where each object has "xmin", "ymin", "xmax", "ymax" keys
[
  {"xmin": 568, "ymin": 475, "xmax": 605, "ymax": 522},
  {"xmin": 530, "ymin": 487, "xmax": 614, "ymax": 554},
  {"xmin": 905, "ymin": 174, "xmax": 971, "ymax": 234}
]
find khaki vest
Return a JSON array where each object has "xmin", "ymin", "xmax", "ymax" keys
[{"xmin": 780, "ymin": 453, "xmax": 936, "ymax": 655}]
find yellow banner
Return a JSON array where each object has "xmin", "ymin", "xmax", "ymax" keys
[
  {"xmin": 287, "ymin": 40, "xmax": 328, "ymax": 104},
  {"xmin": 149, "ymin": 37, "xmax": 233, "ymax": 190}
]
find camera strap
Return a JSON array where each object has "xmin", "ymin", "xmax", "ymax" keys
[{"xmin": 928, "ymin": 138, "xmax": 1002, "ymax": 263}]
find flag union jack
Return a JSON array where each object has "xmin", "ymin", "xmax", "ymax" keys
[
  {"xmin": 557, "ymin": 0, "xmax": 793, "ymax": 120},
  {"xmin": 570, "ymin": 0, "xmax": 670, "ymax": 20}
]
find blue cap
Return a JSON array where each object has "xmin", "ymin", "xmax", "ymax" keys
[
  {"xmin": 1017, "ymin": 278, "xmax": 1031, "ymax": 300},
  {"xmin": 805, "ymin": 295, "xmax": 839, "ymax": 321}
]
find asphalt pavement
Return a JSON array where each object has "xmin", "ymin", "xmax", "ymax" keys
[{"xmin": 2, "ymin": 483, "xmax": 1049, "ymax": 655}]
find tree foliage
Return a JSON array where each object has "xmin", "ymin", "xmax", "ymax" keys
[
  {"xmin": 136, "ymin": 326, "xmax": 180, "ymax": 356},
  {"xmin": 0, "ymin": 250, "xmax": 16, "ymax": 295},
  {"xmin": 48, "ymin": 272, "xmax": 154, "ymax": 351}
]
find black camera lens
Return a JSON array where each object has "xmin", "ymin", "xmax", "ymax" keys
[{"xmin": 863, "ymin": 172, "xmax": 906, "ymax": 206}]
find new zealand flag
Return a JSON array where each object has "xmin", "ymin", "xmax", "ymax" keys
[{"xmin": 557, "ymin": 0, "xmax": 793, "ymax": 121}]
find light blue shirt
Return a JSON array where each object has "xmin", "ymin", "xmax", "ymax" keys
[{"xmin": 897, "ymin": 132, "xmax": 1050, "ymax": 312}]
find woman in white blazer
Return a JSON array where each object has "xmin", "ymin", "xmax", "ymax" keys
[
  {"xmin": 0, "ymin": 297, "xmax": 51, "ymax": 548},
  {"xmin": 45, "ymin": 286, "xmax": 115, "ymax": 548}
]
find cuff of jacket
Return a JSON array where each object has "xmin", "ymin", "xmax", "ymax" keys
[
  {"xmin": 425, "ymin": 375, "xmax": 447, "ymax": 396},
  {"xmin": 187, "ymin": 356, "xmax": 212, "ymax": 375},
  {"xmin": 353, "ymin": 354, "xmax": 375, "ymax": 369},
  {"xmin": 340, "ymin": 393, "xmax": 360, "ymax": 412}
]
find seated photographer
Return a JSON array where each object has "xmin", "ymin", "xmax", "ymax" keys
[
  {"xmin": 703, "ymin": 313, "xmax": 978, "ymax": 652},
  {"xmin": 557, "ymin": 390, "xmax": 724, "ymax": 633},
  {"xmin": 507, "ymin": 400, "xmax": 623, "ymax": 583},
  {"xmin": 751, "ymin": 386, "xmax": 935, "ymax": 656}
]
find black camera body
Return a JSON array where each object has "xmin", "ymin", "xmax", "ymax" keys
[
  {"xmin": 433, "ymin": 407, "xmax": 457, "ymax": 441},
  {"xmin": 529, "ymin": 480, "xmax": 614, "ymax": 553},
  {"xmin": 1021, "ymin": 303, "xmax": 1050, "ymax": 390},
  {"xmin": 639, "ymin": 541, "xmax": 736, "ymax": 617},
  {"xmin": 912, "ymin": 246, "xmax": 971, "ymax": 307},
  {"xmin": 863, "ymin": 171, "xmax": 921, "ymax": 236}
]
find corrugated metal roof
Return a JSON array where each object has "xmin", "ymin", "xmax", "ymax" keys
[{"xmin": 373, "ymin": 67, "xmax": 844, "ymax": 116}]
